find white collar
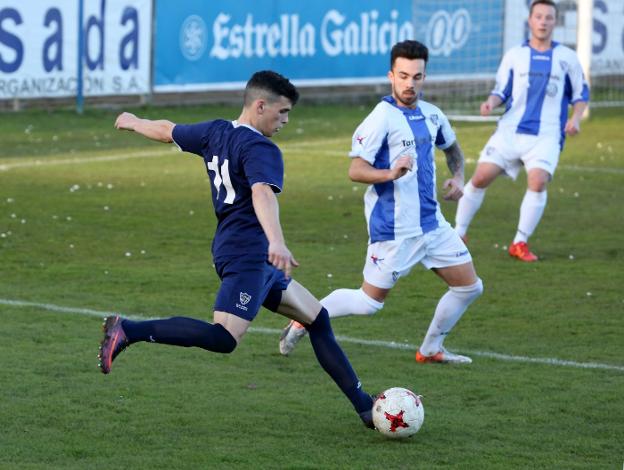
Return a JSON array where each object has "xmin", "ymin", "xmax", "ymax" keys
[{"xmin": 232, "ymin": 120, "xmax": 261, "ymax": 135}]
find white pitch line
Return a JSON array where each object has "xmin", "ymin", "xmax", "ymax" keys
[
  {"xmin": 558, "ymin": 164, "xmax": 624, "ymax": 175},
  {"xmin": 2, "ymin": 298, "xmax": 623, "ymax": 373},
  {"xmin": 0, "ymin": 298, "xmax": 149, "ymax": 321},
  {"xmin": 2, "ymin": 147, "xmax": 623, "ymax": 175},
  {"xmin": 0, "ymin": 150, "xmax": 175, "ymax": 171},
  {"xmin": 434, "ymin": 158, "xmax": 624, "ymax": 175},
  {"xmin": 0, "ymin": 146, "xmax": 337, "ymax": 171}
]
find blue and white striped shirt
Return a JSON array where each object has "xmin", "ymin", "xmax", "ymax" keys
[
  {"xmin": 492, "ymin": 41, "xmax": 590, "ymax": 147},
  {"xmin": 350, "ymin": 96, "xmax": 455, "ymax": 243}
]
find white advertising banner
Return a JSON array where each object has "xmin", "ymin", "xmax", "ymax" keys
[
  {"xmin": 0, "ymin": 0, "xmax": 152, "ymax": 99},
  {"xmin": 504, "ymin": 0, "xmax": 624, "ymax": 77}
]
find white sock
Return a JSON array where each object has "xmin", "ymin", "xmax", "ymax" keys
[
  {"xmin": 513, "ymin": 190, "xmax": 547, "ymax": 244},
  {"xmin": 320, "ymin": 288, "xmax": 384, "ymax": 318},
  {"xmin": 455, "ymin": 182, "xmax": 486, "ymax": 237},
  {"xmin": 419, "ymin": 279, "xmax": 483, "ymax": 356}
]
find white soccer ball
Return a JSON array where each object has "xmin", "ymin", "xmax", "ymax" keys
[{"xmin": 373, "ymin": 387, "xmax": 424, "ymax": 438}]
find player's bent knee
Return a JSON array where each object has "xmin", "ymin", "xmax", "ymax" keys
[
  {"xmin": 361, "ymin": 302, "xmax": 381, "ymax": 316},
  {"xmin": 219, "ymin": 343, "xmax": 237, "ymax": 354},
  {"xmin": 357, "ymin": 289, "xmax": 384, "ymax": 315},
  {"xmin": 450, "ymin": 278, "xmax": 483, "ymax": 301},
  {"xmin": 221, "ymin": 337, "xmax": 237, "ymax": 354},
  {"xmin": 212, "ymin": 324, "xmax": 238, "ymax": 354},
  {"xmin": 471, "ymin": 172, "xmax": 495, "ymax": 189},
  {"xmin": 471, "ymin": 177, "xmax": 488, "ymax": 189}
]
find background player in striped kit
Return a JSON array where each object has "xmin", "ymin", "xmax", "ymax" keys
[
  {"xmin": 454, "ymin": 0, "xmax": 590, "ymax": 262},
  {"xmin": 280, "ymin": 40, "xmax": 483, "ymax": 364}
]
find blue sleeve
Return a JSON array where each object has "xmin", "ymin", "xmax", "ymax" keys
[
  {"xmin": 492, "ymin": 50, "xmax": 514, "ymax": 103},
  {"xmin": 172, "ymin": 121, "xmax": 212, "ymax": 156},
  {"xmin": 242, "ymin": 141, "xmax": 284, "ymax": 193},
  {"xmin": 435, "ymin": 112, "xmax": 456, "ymax": 150}
]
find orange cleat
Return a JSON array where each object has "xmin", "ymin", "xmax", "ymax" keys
[
  {"xmin": 508, "ymin": 241, "xmax": 538, "ymax": 262},
  {"xmin": 98, "ymin": 315, "xmax": 129, "ymax": 374},
  {"xmin": 415, "ymin": 347, "xmax": 472, "ymax": 364}
]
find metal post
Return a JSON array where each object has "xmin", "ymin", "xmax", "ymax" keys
[
  {"xmin": 577, "ymin": 0, "xmax": 593, "ymax": 119},
  {"xmin": 76, "ymin": 0, "xmax": 85, "ymax": 114}
]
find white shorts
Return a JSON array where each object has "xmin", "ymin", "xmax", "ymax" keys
[
  {"xmin": 479, "ymin": 128, "xmax": 561, "ymax": 180},
  {"xmin": 363, "ymin": 226, "xmax": 472, "ymax": 289}
]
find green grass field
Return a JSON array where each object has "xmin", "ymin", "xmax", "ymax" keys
[{"xmin": 1, "ymin": 104, "xmax": 623, "ymax": 469}]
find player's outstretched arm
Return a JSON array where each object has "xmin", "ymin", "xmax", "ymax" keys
[
  {"xmin": 251, "ymin": 183, "xmax": 299, "ymax": 278},
  {"xmin": 441, "ymin": 142, "xmax": 465, "ymax": 201},
  {"xmin": 348, "ymin": 156, "xmax": 413, "ymax": 184},
  {"xmin": 114, "ymin": 112, "xmax": 175, "ymax": 143}
]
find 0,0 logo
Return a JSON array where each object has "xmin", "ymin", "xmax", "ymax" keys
[
  {"xmin": 426, "ymin": 9, "xmax": 471, "ymax": 57},
  {"xmin": 180, "ymin": 15, "xmax": 207, "ymax": 61}
]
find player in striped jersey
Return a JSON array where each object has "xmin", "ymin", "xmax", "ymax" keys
[
  {"xmin": 280, "ymin": 40, "xmax": 483, "ymax": 364},
  {"xmin": 455, "ymin": 0, "xmax": 590, "ymax": 261}
]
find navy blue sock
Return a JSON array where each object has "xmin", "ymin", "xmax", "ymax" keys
[
  {"xmin": 306, "ymin": 308, "xmax": 373, "ymax": 414},
  {"xmin": 121, "ymin": 316, "xmax": 236, "ymax": 353}
]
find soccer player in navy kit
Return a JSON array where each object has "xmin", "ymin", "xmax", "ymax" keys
[{"xmin": 98, "ymin": 71, "xmax": 375, "ymax": 428}]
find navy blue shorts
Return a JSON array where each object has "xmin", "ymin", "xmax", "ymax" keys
[{"xmin": 214, "ymin": 257, "xmax": 291, "ymax": 321}]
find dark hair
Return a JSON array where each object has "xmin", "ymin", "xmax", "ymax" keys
[
  {"xmin": 244, "ymin": 70, "xmax": 299, "ymax": 106},
  {"xmin": 529, "ymin": 0, "xmax": 557, "ymax": 15},
  {"xmin": 390, "ymin": 40, "xmax": 429, "ymax": 69}
]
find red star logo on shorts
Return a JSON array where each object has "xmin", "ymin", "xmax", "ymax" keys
[
  {"xmin": 384, "ymin": 410, "xmax": 410, "ymax": 432},
  {"xmin": 370, "ymin": 255, "xmax": 384, "ymax": 267}
]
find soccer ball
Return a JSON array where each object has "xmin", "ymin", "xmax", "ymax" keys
[{"xmin": 372, "ymin": 387, "xmax": 424, "ymax": 438}]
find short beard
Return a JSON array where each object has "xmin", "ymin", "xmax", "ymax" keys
[{"xmin": 394, "ymin": 89, "xmax": 417, "ymax": 108}]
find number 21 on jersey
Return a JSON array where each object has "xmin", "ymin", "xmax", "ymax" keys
[{"xmin": 206, "ymin": 155, "xmax": 236, "ymax": 204}]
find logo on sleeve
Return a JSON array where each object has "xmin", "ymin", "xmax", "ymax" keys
[{"xmin": 356, "ymin": 135, "xmax": 366, "ymax": 145}]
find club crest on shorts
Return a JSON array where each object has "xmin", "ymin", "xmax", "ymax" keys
[
  {"xmin": 236, "ymin": 292, "xmax": 252, "ymax": 311},
  {"xmin": 239, "ymin": 292, "xmax": 251, "ymax": 305}
]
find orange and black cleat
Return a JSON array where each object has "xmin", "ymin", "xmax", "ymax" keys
[{"xmin": 98, "ymin": 315, "xmax": 129, "ymax": 374}]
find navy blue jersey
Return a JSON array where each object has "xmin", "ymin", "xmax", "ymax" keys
[{"xmin": 172, "ymin": 120, "xmax": 283, "ymax": 261}]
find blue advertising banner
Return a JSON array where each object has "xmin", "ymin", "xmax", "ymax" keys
[
  {"xmin": 153, "ymin": 0, "xmax": 503, "ymax": 92},
  {"xmin": 413, "ymin": 0, "xmax": 504, "ymax": 78}
]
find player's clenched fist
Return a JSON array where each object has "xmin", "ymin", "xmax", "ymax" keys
[
  {"xmin": 391, "ymin": 155, "xmax": 414, "ymax": 180},
  {"xmin": 268, "ymin": 241, "xmax": 299, "ymax": 279},
  {"xmin": 114, "ymin": 112, "xmax": 138, "ymax": 131},
  {"xmin": 442, "ymin": 176, "xmax": 464, "ymax": 201}
]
